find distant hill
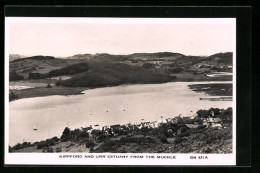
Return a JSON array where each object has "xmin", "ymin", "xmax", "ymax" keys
[
  {"xmin": 9, "ymin": 54, "xmax": 25, "ymax": 62},
  {"xmin": 208, "ymin": 52, "xmax": 233, "ymax": 65},
  {"xmin": 67, "ymin": 54, "xmax": 93, "ymax": 60},
  {"xmin": 13, "ymin": 56, "xmax": 55, "ymax": 62},
  {"xmin": 9, "ymin": 52, "xmax": 233, "ymax": 82},
  {"xmin": 65, "ymin": 52, "xmax": 185, "ymax": 61},
  {"xmin": 63, "ymin": 52, "xmax": 232, "ymax": 67}
]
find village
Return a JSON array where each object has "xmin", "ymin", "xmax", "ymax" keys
[
  {"xmin": 82, "ymin": 110, "xmax": 226, "ymax": 138},
  {"xmin": 9, "ymin": 107, "xmax": 232, "ymax": 153}
]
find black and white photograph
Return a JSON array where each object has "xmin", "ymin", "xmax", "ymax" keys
[{"xmin": 5, "ymin": 17, "xmax": 236, "ymax": 165}]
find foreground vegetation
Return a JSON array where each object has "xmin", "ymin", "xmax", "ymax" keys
[{"xmin": 10, "ymin": 107, "xmax": 232, "ymax": 153}]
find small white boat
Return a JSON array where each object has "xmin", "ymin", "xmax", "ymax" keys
[
  {"xmin": 33, "ymin": 124, "xmax": 37, "ymax": 131},
  {"xmin": 106, "ymin": 105, "xmax": 109, "ymax": 112}
]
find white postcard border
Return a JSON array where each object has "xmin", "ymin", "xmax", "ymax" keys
[{"xmin": 4, "ymin": 17, "xmax": 236, "ymax": 166}]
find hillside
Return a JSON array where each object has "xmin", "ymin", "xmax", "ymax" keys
[
  {"xmin": 9, "ymin": 54, "xmax": 25, "ymax": 62},
  {"xmin": 209, "ymin": 52, "xmax": 233, "ymax": 65},
  {"xmin": 9, "ymin": 57, "xmax": 85, "ymax": 79},
  {"xmin": 9, "ymin": 52, "xmax": 233, "ymax": 83},
  {"xmin": 60, "ymin": 62, "xmax": 174, "ymax": 87},
  {"xmin": 13, "ymin": 55, "xmax": 55, "ymax": 62}
]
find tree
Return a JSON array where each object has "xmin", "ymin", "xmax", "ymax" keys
[
  {"xmin": 91, "ymin": 130, "xmax": 103, "ymax": 140},
  {"xmin": 61, "ymin": 127, "xmax": 71, "ymax": 141}
]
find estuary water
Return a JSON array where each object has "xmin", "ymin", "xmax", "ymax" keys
[{"xmin": 9, "ymin": 81, "xmax": 232, "ymax": 146}]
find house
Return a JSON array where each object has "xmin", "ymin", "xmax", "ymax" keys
[
  {"xmin": 110, "ymin": 124, "xmax": 121, "ymax": 131},
  {"xmin": 102, "ymin": 126, "xmax": 109, "ymax": 131},
  {"xmin": 204, "ymin": 117, "xmax": 222, "ymax": 129},
  {"xmin": 142, "ymin": 122, "xmax": 150, "ymax": 128},
  {"xmin": 120, "ymin": 125, "xmax": 130, "ymax": 130},
  {"xmin": 93, "ymin": 124, "xmax": 101, "ymax": 130},
  {"xmin": 136, "ymin": 124, "xmax": 143, "ymax": 129},
  {"xmin": 149, "ymin": 121, "xmax": 158, "ymax": 128},
  {"xmin": 82, "ymin": 126, "xmax": 92, "ymax": 132},
  {"xmin": 82, "ymin": 126, "xmax": 93, "ymax": 136},
  {"xmin": 171, "ymin": 118, "xmax": 178, "ymax": 123}
]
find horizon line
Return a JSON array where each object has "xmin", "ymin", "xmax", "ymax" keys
[{"xmin": 9, "ymin": 51, "xmax": 233, "ymax": 58}]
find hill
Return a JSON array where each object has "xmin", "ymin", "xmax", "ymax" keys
[
  {"xmin": 9, "ymin": 54, "xmax": 25, "ymax": 62},
  {"xmin": 208, "ymin": 52, "xmax": 233, "ymax": 65},
  {"xmin": 13, "ymin": 55, "xmax": 55, "ymax": 62},
  {"xmin": 60, "ymin": 62, "xmax": 174, "ymax": 87},
  {"xmin": 9, "ymin": 52, "xmax": 233, "ymax": 82}
]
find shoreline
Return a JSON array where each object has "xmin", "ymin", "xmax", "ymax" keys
[
  {"xmin": 9, "ymin": 86, "xmax": 88, "ymax": 102},
  {"xmin": 9, "ymin": 78, "xmax": 233, "ymax": 102}
]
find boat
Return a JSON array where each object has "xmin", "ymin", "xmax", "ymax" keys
[
  {"xmin": 106, "ymin": 105, "xmax": 109, "ymax": 112},
  {"xmin": 33, "ymin": 124, "xmax": 37, "ymax": 131}
]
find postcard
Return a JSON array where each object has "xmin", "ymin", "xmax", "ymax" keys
[{"xmin": 5, "ymin": 17, "xmax": 236, "ymax": 165}]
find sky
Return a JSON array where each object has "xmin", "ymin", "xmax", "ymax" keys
[{"xmin": 7, "ymin": 18, "xmax": 235, "ymax": 57}]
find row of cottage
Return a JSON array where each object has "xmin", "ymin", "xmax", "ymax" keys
[{"xmin": 82, "ymin": 114, "xmax": 223, "ymax": 135}]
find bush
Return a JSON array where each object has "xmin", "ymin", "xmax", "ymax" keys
[
  {"xmin": 85, "ymin": 139, "xmax": 95, "ymax": 148},
  {"xmin": 96, "ymin": 140, "xmax": 118, "ymax": 152},
  {"xmin": 91, "ymin": 130, "xmax": 103, "ymax": 137},
  {"xmin": 37, "ymin": 142, "xmax": 49, "ymax": 149},
  {"xmin": 203, "ymin": 147, "xmax": 212, "ymax": 153},
  {"xmin": 90, "ymin": 147, "xmax": 94, "ymax": 152},
  {"xmin": 70, "ymin": 128, "xmax": 89, "ymax": 142},
  {"xmin": 43, "ymin": 147, "xmax": 54, "ymax": 153},
  {"xmin": 158, "ymin": 135, "xmax": 168, "ymax": 143},
  {"xmin": 178, "ymin": 131, "xmax": 190, "ymax": 137},
  {"xmin": 165, "ymin": 129, "xmax": 174, "ymax": 138},
  {"xmin": 56, "ymin": 147, "xmax": 62, "ymax": 152},
  {"xmin": 179, "ymin": 126, "xmax": 189, "ymax": 133},
  {"xmin": 11, "ymin": 143, "xmax": 23, "ymax": 150},
  {"xmin": 46, "ymin": 137, "xmax": 59, "ymax": 146},
  {"xmin": 206, "ymin": 136, "xmax": 214, "ymax": 144},
  {"xmin": 198, "ymin": 133, "xmax": 207, "ymax": 141},
  {"xmin": 117, "ymin": 130, "xmax": 128, "ymax": 136},
  {"xmin": 174, "ymin": 137, "xmax": 187, "ymax": 144},
  {"xmin": 97, "ymin": 134, "xmax": 107, "ymax": 142}
]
